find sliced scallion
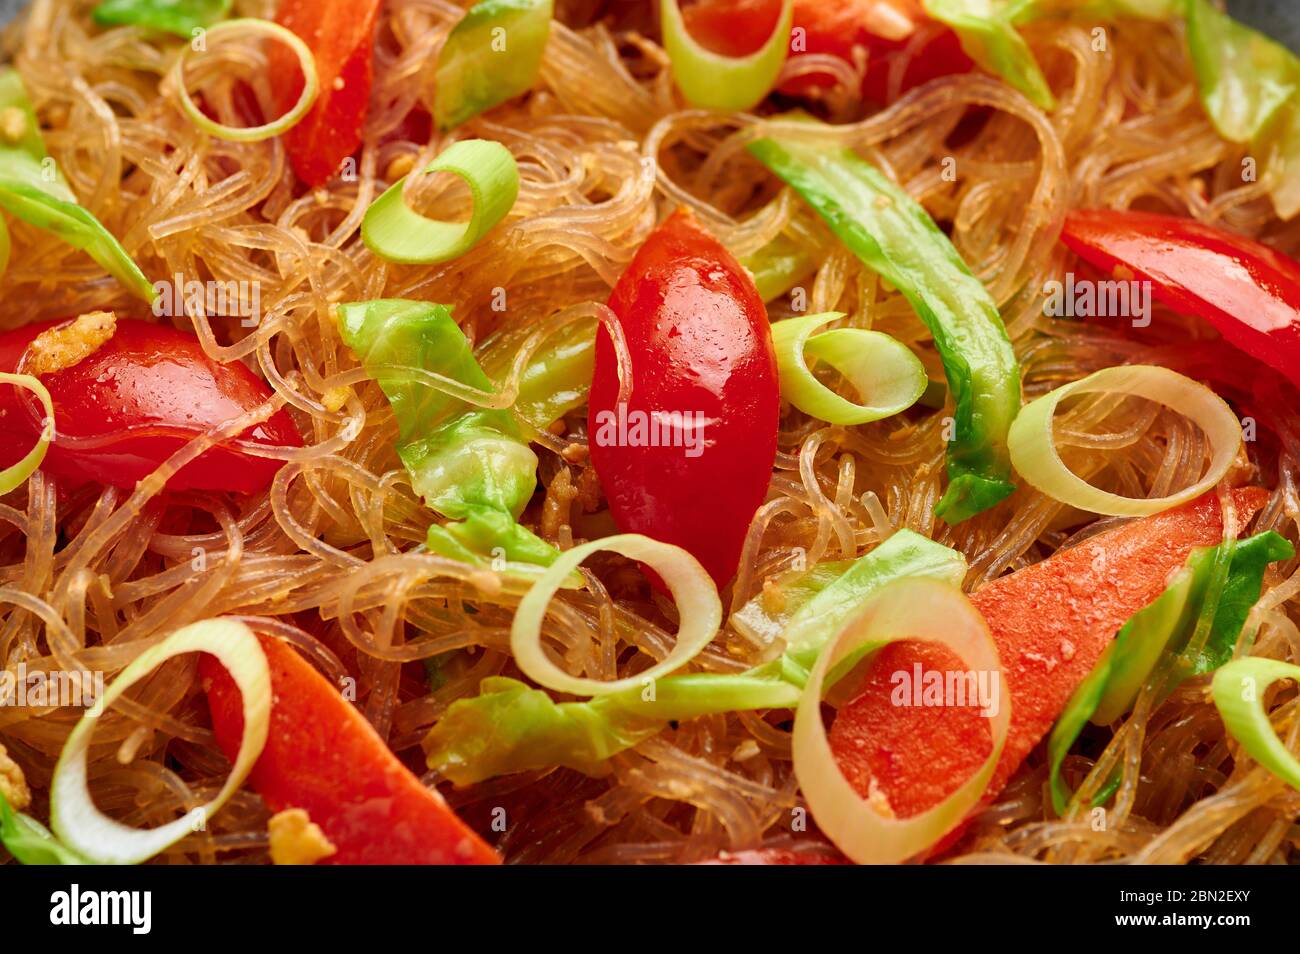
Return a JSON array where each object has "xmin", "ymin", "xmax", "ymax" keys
[{"xmin": 660, "ymin": 0, "xmax": 795, "ymax": 112}]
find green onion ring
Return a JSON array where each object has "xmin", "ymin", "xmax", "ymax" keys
[
  {"xmin": 771, "ymin": 311, "xmax": 927, "ymax": 425},
  {"xmin": 50, "ymin": 618, "xmax": 270, "ymax": 864},
  {"xmin": 792, "ymin": 577, "xmax": 1010, "ymax": 864},
  {"xmin": 659, "ymin": 0, "xmax": 795, "ymax": 112},
  {"xmin": 1212, "ymin": 656, "xmax": 1300, "ymax": 791},
  {"xmin": 172, "ymin": 19, "xmax": 319, "ymax": 143},
  {"xmin": 1007, "ymin": 364, "xmax": 1242, "ymax": 517},
  {"xmin": 510, "ymin": 533, "xmax": 722, "ymax": 696},
  {"xmin": 361, "ymin": 139, "xmax": 519, "ymax": 265},
  {"xmin": 0, "ymin": 373, "xmax": 53, "ymax": 496}
]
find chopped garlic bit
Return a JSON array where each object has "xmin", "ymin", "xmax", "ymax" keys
[
  {"xmin": 321, "ymin": 385, "xmax": 351, "ymax": 413},
  {"xmin": 25, "ymin": 311, "xmax": 117, "ymax": 376},
  {"xmin": 268, "ymin": 807, "xmax": 337, "ymax": 865},
  {"xmin": 0, "ymin": 741, "xmax": 31, "ymax": 811},
  {"xmin": 0, "ymin": 106, "xmax": 27, "ymax": 144}
]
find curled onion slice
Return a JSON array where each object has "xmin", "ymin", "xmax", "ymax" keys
[
  {"xmin": 771, "ymin": 311, "xmax": 926, "ymax": 425},
  {"xmin": 362, "ymin": 139, "xmax": 519, "ymax": 265},
  {"xmin": 0, "ymin": 372, "xmax": 53, "ymax": 495},
  {"xmin": 50, "ymin": 618, "xmax": 270, "ymax": 864},
  {"xmin": 173, "ymin": 19, "xmax": 319, "ymax": 143},
  {"xmin": 510, "ymin": 533, "xmax": 722, "ymax": 696},
  {"xmin": 1212, "ymin": 657, "xmax": 1300, "ymax": 791},
  {"xmin": 659, "ymin": 0, "xmax": 795, "ymax": 112},
  {"xmin": 792, "ymin": 577, "xmax": 1010, "ymax": 864},
  {"xmin": 1008, "ymin": 364, "xmax": 1241, "ymax": 517}
]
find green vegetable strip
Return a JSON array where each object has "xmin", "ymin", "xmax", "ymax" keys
[
  {"xmin": 748, "ymin": 132, "xmax": 1021, "ymax": 522},
  {"xmin": 425, "ymin": 530, "xmax": 966, "ymax": 783},
  {"xmin": 434, "ymin": 0, "xmax": 554, "ymax": 131},
  {"xmin": 478, "ymin": 316, "xmax": 596, "ymax": 433},
  {"xmin": 0, "ymin": 791, "xmax": 87, "ymax": 865},
  {"xmin": 0, "ymin": 68, "xmax": 154, "ymax": 301},
  {"xmin": 740, "ymin": 233, "xmax": 819, "ymax": 304},
  {"xmin": 1212, "ymin": 657, "xmax": 1300, "ymax": 792},
  {"xmin": 1047, "ymin": 530, "xmax": 1293, "ymax": 814},
  {"xmin": 336, "ymin": 299, "xmax": 558, "ymax": 567},
  {"xmin": 93, "ymin": 0, "xmax": 231, "ymax": 37}
]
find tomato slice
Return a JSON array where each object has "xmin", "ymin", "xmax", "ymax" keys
[{"xmin": 0, "ymin": 319, "xmax": 300, "ymax": 493}]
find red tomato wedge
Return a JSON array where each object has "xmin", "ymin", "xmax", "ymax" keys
[
  {"xmin": 0, "ymin": 319, "xmax": 300, "ymax": 494},
  {"xmin": 1061, "ymin": 209, "xmax": 1300, "ymax": 389},
  {"xmin": 680, "ymin": 0, "xmax": 971, "ymax": 102},
  {"xmin": 588, "ymin": 209, "xmax": 780, "ymax": 589},
  {"xmin": 271, "ymin": 0, "xmax": 383, "ymax": 188},
  {"xmin": 828, "ymin": 487, "xmax": 1270, "ymax": 821},
  {"xmin": 201, "ymin": 635, "xmax": 500, "ymax": 865}
]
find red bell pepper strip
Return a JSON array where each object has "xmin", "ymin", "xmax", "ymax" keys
[
  {"xmin": 680, "ymin": 0, "xmax": 971, "ymax": 102},
  {"xmin": 201, "ymin": 635, "xmax": 500, "ymax": 865},
  {"xmin": 271, "ymin": 0, "xmax": 384, "ymax": 188},
  {"xmin": 588, "ymin": 209, "xmax": 780, "ymax": 589},
  {"xmin": 1061, "ymin": 209, "xmax": 1300, "ymax": 389},
  {"xmin": 0, "ymin": 318, "xmax": 300, "ymax": 494},
  {"xmin": 828, "ymin": 487, "xmax": 1269, "ymax": 820}
]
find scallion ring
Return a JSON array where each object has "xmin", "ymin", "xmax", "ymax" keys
[
  {"xmin": 0, "ymin": 373, "xmax": 53, "ymax": 496},
  {"xmin": 172, "ymin": 19, "xmax": 319, "ymax": 143},
  {"xmin": 510, "ymin": 533, "xmax": 722, "ymax": 696},
  {"xmin": 1008, "ymin": 364, "xmax": 1242, "ymax": 517},
  {"xmin": 50, "ymin": 618, "xmax": 270, "ymax": 865},
  {"xmin": 362, "ymin": 139, "xmax": 519, "ymax": 265},
  {"xmin": 772, "ymin": 311, "xmax": 927, "ymax": 425},
  {"xmin": 659, "ymin": 0, "xmax": 795, "ymax": 112},
  {"xmin": 792, "ymin": 577, "xmax": 1009, "ymax": 864},
  {"xmin": 1212, "ymin": 657, "xmax": 1300, "ymax": 791}
]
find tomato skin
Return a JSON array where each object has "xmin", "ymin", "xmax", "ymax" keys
[
  {"xmin": 0, "ymin": 319, "xmax": 301, "ymax": 493},
  {"xmin": 201, "ymin": 636, "xmax": 500, "ymax": 866},
  {"xmin": 271, "ymin": 0, "xmax": 384, "ymax": 188},
  {"xmin": 588, "ymin": 209, "xmax": 779, "ymax": 590},
  {"xmin": 1061, "ymin": 209, "xmax": 1300, "ymax": 387}
]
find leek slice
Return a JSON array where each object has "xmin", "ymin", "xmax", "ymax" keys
[
  {"xmin": 173, "ymin": 19, "xmax": 319, "ymax": 143},
  {"xmin": 434, "ymin": 0, "xmax": 554, "ymax": 130},
  {"xmin": 1008, "ymin": 365, "xmax": 1241, "ymax": 517},
  {"xmin": 772, "ymin": 311, "xmax": 926, "ymax": 425},
  {"xmin": 50, "ymin": 619, "xmax": 270, "ymax": 865},
  {"xmin": 1213, "ymin": 657, "xmax": 1300, "ymax": 791},
  {"xmin": 362, "ymin": 139, "xmax": 519, "ymax": 265},
  {"xmin": 792, "ymin": 577, "xmax": 1010, "ymax": 864},
  {"xmin": 0, "ymin": 373, "xmax": 54, "ymax": 495},
  {"xmin": 0, "ymin": 792, "xmax": 89, "ymax": 865},
  {"xmin": 660, "ymin": 0, "xmax": 795, "ymax": 112},
  {"xmin": 510, "ymin": 533, "xmax": 722, "ymax": 696}
]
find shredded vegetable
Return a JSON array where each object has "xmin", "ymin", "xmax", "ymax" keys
[
  {"xmin": 94, "ymin": 0, "xmax": 232, "ymax": 37},
  {"xmin": 1213, "ymin": 657, "xmax": 1300, "ymax": 791}
]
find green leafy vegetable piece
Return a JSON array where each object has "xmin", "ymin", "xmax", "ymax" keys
[
  {"xmin": 336, "ymin": 299, "xmax": 558, "ymax": 567},
  {"xmin": 748, "ymin": 129, "xmax": 1021, "ymax": 522},
  {"xmin": 0, "ymin": 791, "xmax": 88, "ymax": 865},
  {"xmin": 93, "ymin": 0, "xmax": 231, "ymax": 37},
  {"xmin": 0, "ymin": 69, "xmax": 154, "ymax": 301},
  {"xmin": 434, "ymin": 0, "xmax": 554, "ymax": 130},
  {"xmin": 1047, "ymin": 530, "xmax": 1293, "ymax": 814},
  {"xmin": 1212, "ymin": 656, "xmax": 1300, "ymax": 792}
]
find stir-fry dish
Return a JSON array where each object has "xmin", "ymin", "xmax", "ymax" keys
[{"xmin": 1, "ymin": 0, "xmax": 1300, "ymax": 867}]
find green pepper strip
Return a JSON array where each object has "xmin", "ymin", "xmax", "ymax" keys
[{"xmin": 748, "ymin": 129, "xmax": 1021, "ymax": 523}]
